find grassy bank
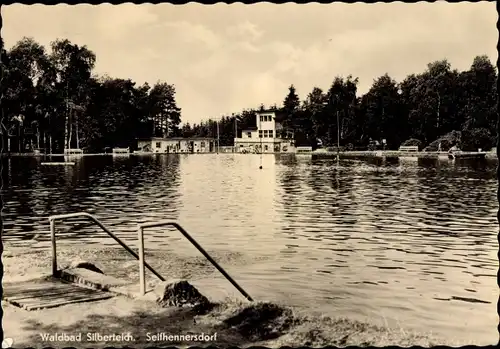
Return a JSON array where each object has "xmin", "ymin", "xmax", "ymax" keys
[
  {"xmin": 2, "ymin": 243, "xmax": 469, "ymax": 347},
  {"xmin": 4, "ymin": 296, "xmax": 458, "ymax": 348}
]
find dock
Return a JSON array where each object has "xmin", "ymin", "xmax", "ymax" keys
[
  {"xmin": 447, "ymin": 151, "xmax": 487, "ymax": 160},
  {"xmin": 311, "ymin": 150, "xmax": 496, "ymax": 159},
  {"xmin": 2, "ymin": 270, "xmax": 128, "ymax": 311},
  {"xmin": 112, "ymin": 147, "xmax": 130, "ymax": 155}
]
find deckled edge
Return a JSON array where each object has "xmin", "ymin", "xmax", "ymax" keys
[{"xmin": 0, "ymin": 0, "xmax": 463, "ymax": 5}]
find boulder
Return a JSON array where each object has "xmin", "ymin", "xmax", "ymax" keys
[
  {"xmin": 64, "ymin": 260, "xmax": 104, "ymax": 274},
  {"xmin": 154, "ymin": 279, "xmax": 210, "ymax": 308}
]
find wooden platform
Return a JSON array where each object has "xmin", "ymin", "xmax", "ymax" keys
[
  {"xmin": 41, "ymin": 162, "xmax": 75, "ymax": 166},
  {"xmin": 448, "ymin": 151, "xmax": 487, "ymax": 160},
  {"xmin": 3, "ymin": 276, "xmax": 115, "ymax": 311}
]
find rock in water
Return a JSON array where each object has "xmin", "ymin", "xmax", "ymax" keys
[
  {"xmin": 154, "ymin": 279, "xmax": 210, "ymax": 308},
  {"xmin": 65, "ymin": 261, "xmax": 105, "ymax": 274}
]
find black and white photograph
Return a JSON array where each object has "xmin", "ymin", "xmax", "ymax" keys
[{"xmin": 0, "ymin": 2, "xmax": 498, "ymax": 347}]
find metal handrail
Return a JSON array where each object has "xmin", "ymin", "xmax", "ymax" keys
[
  {"xmin": 138, "ymin": 221, "xmax": 253, "ymax": 301},
  {"xmin": 48, "ymin": 212, "xmax": 165, "ymax": 282}
]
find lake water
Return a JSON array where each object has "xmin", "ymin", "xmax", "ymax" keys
[{"xmin": 1, "ymin": 154, "xmax": 498, "ymax": 344}]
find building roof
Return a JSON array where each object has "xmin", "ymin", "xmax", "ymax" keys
[
  {"xmin": 255, "ymin": 109, "xmax": 288, "ymax": 123},
  {"xmin": 256, "ymin": 109, "xmax": 279, "ymax": 114}
]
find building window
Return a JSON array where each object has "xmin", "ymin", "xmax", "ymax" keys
[
  {"xmin": 259, "ymin": 130, "xmax": 263, "ymax": 138},
  {"xmin": 263, "ymin": 130, "xmax": 268, "ymax": 138},
  {"xmin": 156, "ymin": 142, "xmax": 161, "ymax": 148},
  {"xmin": 260, "ymin": 115, "xmax": 264, "ymax": 122},
  {"xmin": 264, "ymin": 145, "xmax": 268, "ymax": 151},
  {"xmin": 269, "ymin": 130, "xmax": 273, "ymax": 138},
  {"xmin": 201, "ymin": 141, "xmax": 205, "ymax": 147},
  {"xmin": 247, "ymin": 132, "xmax": 252, "ymax": 138}
]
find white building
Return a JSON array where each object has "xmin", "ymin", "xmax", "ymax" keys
[
  {"xmin": 234, "ymin": 110, "xmax": 295, "ymax": 153},
  {"xmin": 137, "ymin": 137, "xmax": 215, "ymax": 153}
]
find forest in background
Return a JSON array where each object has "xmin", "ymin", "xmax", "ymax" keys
[
  {"xmin": 1, "ymin": 36, "xmax": 497, "ymax": 153},
  {"xmin": 189, "ymin": 56, "xmax": 497, "ymax": 152},
  {"xmin": 1, "ymin": 37, "xmax": 181, "ymax": 153}
]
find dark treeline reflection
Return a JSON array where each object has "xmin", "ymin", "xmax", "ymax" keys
[
  {"xmin": 272, "ymin": 156, "xmax": 495, "ymax": 273},
  {"xmin": 1, "ymin": 155, "xmax": 181, "ymax": 241}
]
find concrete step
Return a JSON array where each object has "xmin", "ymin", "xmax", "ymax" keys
[{"xmin": 57, "ymin": 268, "xmax": 132, "ymax": 291}]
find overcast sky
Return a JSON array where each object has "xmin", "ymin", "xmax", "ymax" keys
[{"xmin": 2, "ymin": 3, "xmax": 497, "ymax": 124}]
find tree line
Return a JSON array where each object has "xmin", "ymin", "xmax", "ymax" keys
[
  {"xmin": 1, "ymin": 37, "xmax": 181, "ymax": 153},
  {"xmin": 1, "ymin": 36, "xmax": 497, "ymax": 153},
  {"xmin": 187, "ymin": 56, "xmax": 497, "ymax": 151}
]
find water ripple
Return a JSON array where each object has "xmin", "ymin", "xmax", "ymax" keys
[{"xmin": 1, "ymin": 154, "xmax": 497, "ymax": 344}]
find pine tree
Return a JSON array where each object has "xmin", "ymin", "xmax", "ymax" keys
[{"xmin": 282, "ymin": 84, "xmax": 300, "ymax": 129}]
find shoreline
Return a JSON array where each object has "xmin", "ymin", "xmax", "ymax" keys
[
  {"xmin": 1, "ymin": 150, "xmax": 497, "ymax": 159},
  {"xmin": 3, "ymin": 243, "xmax": 471, "ymax": 347}
]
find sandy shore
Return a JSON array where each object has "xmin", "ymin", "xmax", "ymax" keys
[{"xmin": 3, "ymin": 243, "xmax": 470, "ymax": 348}]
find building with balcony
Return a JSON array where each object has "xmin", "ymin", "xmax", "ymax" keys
[{"xmin": 234, "ymin": 110, "xmax": 295, "ymax": 153}]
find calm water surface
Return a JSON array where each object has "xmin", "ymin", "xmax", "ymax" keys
[{"xmin": 1, "ymin": 154, "xmax": 498, "ymax": 344}]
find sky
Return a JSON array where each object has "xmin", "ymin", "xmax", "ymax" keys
[{"xmin": 1, "ymin": 3, "xmax": 497, "ymax": 125}]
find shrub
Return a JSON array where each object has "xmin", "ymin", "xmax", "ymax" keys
[
  {"xmin": 460, "ymin": 128, "xmax": 494, "ymax": 151},
  {"xmin": 424, "ymin": 131, "xmax": 461, "ymax": 152}
]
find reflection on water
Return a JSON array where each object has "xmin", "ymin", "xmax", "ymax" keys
[{"xmin": 1, "ymin": 154, "xmax": 497, "ymax": 344}]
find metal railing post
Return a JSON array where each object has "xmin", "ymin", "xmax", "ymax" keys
[
  {"xmin": 48, "ymin": 212, "xmax": 165, "ymax": 283},
  {"xmin": 47, "ymin": 212, "xmax": 253, "ymax": 302},
  {"xmin": 138, "ymin": 226, "xmax": 146, "ymax": 296},
  {"xmin": 139, "ymin": 221, "xmax": 254, "ymax": 302},
  {"xmin": 172, "ymin": 222, "xmax": 254, "ymax": 302},
  {"xmin": 50, "ymin": 219, "xmax": 57, "ymax": 276}
]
